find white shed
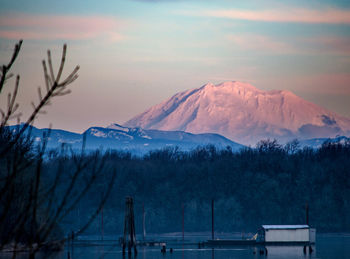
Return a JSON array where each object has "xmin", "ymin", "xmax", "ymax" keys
[{"xmin": 257, "ymin": 225, "xmax": 310, "ymax": 243}]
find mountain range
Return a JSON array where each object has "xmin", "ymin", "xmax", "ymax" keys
[
  {"xmin": 8, "ymin": 124, "xmax": 243, "ymax": 155},
  {"xmin": 124, "ymin": 81, "xmax": 350, "ymax": 145}
]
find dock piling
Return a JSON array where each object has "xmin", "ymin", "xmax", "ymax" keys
[{"xmin": 122, "ymin": 197, "xmax": 137, "ymax": 255}]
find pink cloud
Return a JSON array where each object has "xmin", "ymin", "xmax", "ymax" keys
[
  {"xmin": 190, "ymin": 8, "xmax": 350, "ymax": 24},
  {"xmin": 0, "ymin": 14, "xmax": 125, "ymax": 41}
]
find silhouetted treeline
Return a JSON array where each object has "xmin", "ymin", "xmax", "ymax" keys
[{"xmin": 48, "ymin": 139, "xmax": 350, "ymax": 235}]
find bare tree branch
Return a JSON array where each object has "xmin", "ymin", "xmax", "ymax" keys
[{"xmin": 0, "ymin": 40, "xmax": 22, "ymax": 93}]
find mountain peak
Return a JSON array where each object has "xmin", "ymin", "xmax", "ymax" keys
[
  {"xmin": 201, "ymin": 81, "xmax": 260, "ymax": 93},
  {"xmin": 124, "ymin": 81, "xmax": 350, "ymax": 145}
]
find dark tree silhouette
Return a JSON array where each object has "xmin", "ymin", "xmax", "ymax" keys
[{"xmin": 0, "ymin": 40, "xmax": 116, "ymax": 258}]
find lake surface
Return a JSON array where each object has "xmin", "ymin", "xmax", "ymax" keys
[{"xmin": 1, "ymin": 233, "xmax": 349, "ymax": 259}]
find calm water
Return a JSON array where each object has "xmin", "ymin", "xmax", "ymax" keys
[{"xmin": 1, "ymin": 234, "xmax": 349, "ymax": 259}]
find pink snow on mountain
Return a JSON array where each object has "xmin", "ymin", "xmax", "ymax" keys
[{"xmin": 124, "ymin": 81, "xmax": 350, "ymax": 145}]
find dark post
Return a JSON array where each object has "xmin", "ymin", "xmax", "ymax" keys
[
  {"xmin": 101, "ymin": 204, "xmax": 104, "ymax": 241},
  {"xmin": 211, "ymin": 199, "xmax": 214, "ymax": 240},
  {"xmin": 142, "ymin": 203, "xmax": 145, "ymax": 241},
  {"xmin": 306, "ymin": 203, "xmax": 309, "ymax": 225},
  {"xmin": 122, "ymin": 197, "xmax": 137, "ymax": 255},
  {"xmin": 182, "ymin": 203, "xmax": 185, "ymax": 241}
]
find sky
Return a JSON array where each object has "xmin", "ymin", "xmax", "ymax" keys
[{"xmin": 0, "ymin": 0, "xmax": 350, "ymax": 132}]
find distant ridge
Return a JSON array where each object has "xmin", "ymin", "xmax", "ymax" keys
[
  {"xmin": 8, "ymin": 124, "xmax": 348, "ymax": 154},
  {"xmin": 299, "ymin": 135, "xmax": 350, "ymax": 149},
  {"xmin": 124, "ymin": 81, "xmax": 350, "ymax": 145},
  {"xmin": 8, "ymin": 124, "xmax": 243, "ymax": 155}
]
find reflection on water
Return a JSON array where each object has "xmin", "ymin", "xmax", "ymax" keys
[{"xmin": 0, "ymin": 234, "xmax": 349, "ymax": 259}]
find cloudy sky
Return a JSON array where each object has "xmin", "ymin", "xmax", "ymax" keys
[{"xmin": 1, "ymin": 0, "xmax": 350, "ymax": 132}]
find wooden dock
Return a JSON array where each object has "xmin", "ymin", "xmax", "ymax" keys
[
  {"xmin": 203, "ymin": 239, "xmax": 313, "ymax": 247},
  {"xmin": 203, "ymin": 239, "xmax": 256, "ymax": 247}
]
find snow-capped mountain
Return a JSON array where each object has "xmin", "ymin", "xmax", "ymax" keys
[
  {"xmin": 299, "ymin": 136, "xmax": 350, "ymax": 149},
  {"xmin": 8, "ymin": 124, "xmax": 243, "ymax": 155},
  {"xmin": 124, "ymin": 81, "xmax": 350, "ymax": 145}
]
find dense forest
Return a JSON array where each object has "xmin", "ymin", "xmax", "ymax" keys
[{"xmin": 48, "ymin": 138, "xmax": 350, "ymax": 236}]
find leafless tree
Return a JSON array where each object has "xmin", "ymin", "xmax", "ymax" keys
[{"xmin": 0, "ymin": 40, "xmax": 116, "ymax": 258}]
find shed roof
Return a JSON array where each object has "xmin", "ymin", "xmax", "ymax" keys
[{"xmin": 262, "ymin": 225, "xmax": 309, "ymax": 230}]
